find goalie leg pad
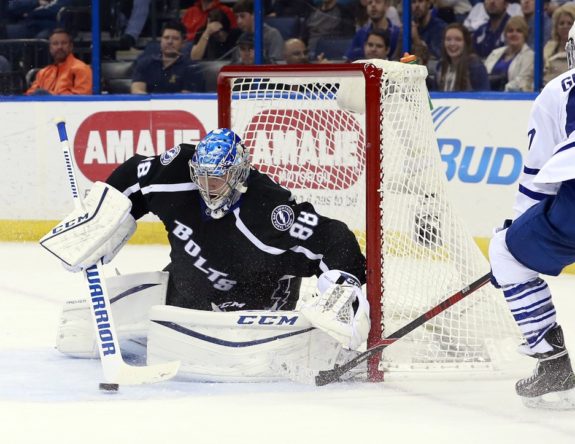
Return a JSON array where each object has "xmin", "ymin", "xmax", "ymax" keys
[
  {"xmin": 147, "ymin": 306, "xmax": 342, "ymax": 382},
  {"xmin": 56, "ymin": 271, "xmax": 168, "ymax": 358}
]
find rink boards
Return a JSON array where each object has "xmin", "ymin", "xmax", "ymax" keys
[{"xmin": 0, "ymin": 92, "xmax": 551, "ymax": 267}]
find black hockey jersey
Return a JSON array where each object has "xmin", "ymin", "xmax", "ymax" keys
[{"xmin": 107, "ymin": 144, "xmax": 366, "ymax": 311}]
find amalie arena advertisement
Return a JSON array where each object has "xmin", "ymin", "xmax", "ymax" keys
[{"xmin": 74, "ymin": 110, "xmax": 207, "ymax": 182}]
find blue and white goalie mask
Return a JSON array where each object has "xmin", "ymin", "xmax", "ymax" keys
[
  {"xmin": 189, "ymin": 129, "xmax": 250, "ymax": 219},
  {"xmin": 567, "ymin": 22, "xmax": 575, "ymax": 70}
]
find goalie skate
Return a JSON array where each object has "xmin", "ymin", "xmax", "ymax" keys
[{"xmin": 516, "ymin": 326, "xmax": 575, "ymax": 410}]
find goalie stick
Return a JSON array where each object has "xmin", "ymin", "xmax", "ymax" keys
[
  {"xmin": 54, "ymin": 119, "xmax": 180, "ymax": 385},
  {"xmin": 314, "ymin": 272, "xmax": 493, "ymax": 386}
]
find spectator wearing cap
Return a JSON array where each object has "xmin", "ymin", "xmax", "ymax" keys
[
  {"xmin": 236, "ymin": 32, "xmax": 255, "ymax": 65},
  {"xmin": 182, "ymin": 0, "xmax": 237, "ymax": 42},
  {"xmin": 131, "ymin": 21, "xmax": 203, "ymax": 93},
  {"xmin": 233, "ymin": 0, "xmax": 284, "ymax": 63},
  {"xmin": 191, "ymin": 9, "xmax": 242, "ymax": 61}
]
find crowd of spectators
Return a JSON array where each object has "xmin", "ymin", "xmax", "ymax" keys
[{"xmin": 0, "ymin": 0, "xmax": 573, "ymax": 95}]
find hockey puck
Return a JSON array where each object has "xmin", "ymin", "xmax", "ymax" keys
[{"xmin": 99, "ymin": 383, "xmax": 119, "ymax": 392}]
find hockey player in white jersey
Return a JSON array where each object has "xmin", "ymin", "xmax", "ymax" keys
[
  {"xmin": 488, "ymin": 25, "xmax": 575, "ymax": 409},
  {"xmin": 41, "ymin": 128, "xmax": 370, "ymax": 381}
]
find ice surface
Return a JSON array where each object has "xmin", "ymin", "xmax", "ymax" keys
[{"xmin": 1, "ymin": 242, "xmax": 575, "ymax": 444}]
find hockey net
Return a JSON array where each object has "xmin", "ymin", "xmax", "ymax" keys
[{"xmin": 217, "ymin": 61, "xmax": 520, "ymax": 381}]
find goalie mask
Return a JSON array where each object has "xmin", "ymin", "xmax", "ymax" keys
[
  {"xmin": 567, "ymin": 22, "xmax": 575, "ymax": 70},
  {"xmin": 189, "ymin": 129, "xmax": 250, "ymax": 219}
]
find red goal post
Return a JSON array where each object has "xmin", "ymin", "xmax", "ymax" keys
[{"xmin": 216, "ymin": 61, "xmax": 519, "ymax": 381}]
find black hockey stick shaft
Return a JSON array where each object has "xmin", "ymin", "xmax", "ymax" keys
[{"xmin": 315, "ymin": 272, "xmax": 493, "ymax": 386}]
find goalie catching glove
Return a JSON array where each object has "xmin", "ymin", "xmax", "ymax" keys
[
  {"xmin": 300, "ymin": 270, "xmax": 370, "ymax": 350},
  {"xmin": 39, "ymin": 182, "xmax": 136, "ymax": 271}
]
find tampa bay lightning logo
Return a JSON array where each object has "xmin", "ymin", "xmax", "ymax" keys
[
  {"xmin": 160, "ymin": 145, "xmax": 181, "ymax": 165},
  {"xmin": 271, "ymin": 205, "xmax": 295, "ymax": 231}
]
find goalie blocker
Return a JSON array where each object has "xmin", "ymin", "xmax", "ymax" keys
[
  {"xmin": 39, "ymin": 182, "xmax": 136, "ymax": 271},
  {"xmin": 56, "ymin": 269, "xmax": 370, "ymax": 381}
]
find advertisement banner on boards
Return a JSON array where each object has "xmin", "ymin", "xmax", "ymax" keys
[
  {"xmin": 0, "ymin": 96, "xmax": 534, "ymax": 239},
  {"xmin": 432, "ymin": 98, "xmax": 532, "ymax": 236},
  {"xmin": 1, "ymin": 99, "xmax": 218, "ymax": 220}
]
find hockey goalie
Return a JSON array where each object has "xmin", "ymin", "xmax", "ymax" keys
[{"xmin": 40, "ymin": 128, "xmax": 370, "ymax": 381}]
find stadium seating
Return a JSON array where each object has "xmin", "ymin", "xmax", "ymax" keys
[
  {"xmin": 0, "ymin": 39, "xmax": 50, "ymax": 74},
  {"xmin": 264, "ymin": 17, "xmax": 303, "ymax": 40},
  {"xmin": 192, "ymin": 60, "xmax": 230, "ymax": 92},
  {"xmin": 101, "ymin": 60, "xmax": 134, "ymax": 94},
  {"xmin": 314, "ymin": 36, "xmax": 352, "ymax": 61},
  {"xmin": 0, "ymin": 71, "xmax": 26, "ymax": 95}
]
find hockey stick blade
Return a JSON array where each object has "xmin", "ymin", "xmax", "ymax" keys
[
  {"xmin": 55, "ymin": 119, "xmax": 180, "ymax": 385},
  {"xmin": 315, "ymin": 272, "xmax": 493, "ymax": 386}
]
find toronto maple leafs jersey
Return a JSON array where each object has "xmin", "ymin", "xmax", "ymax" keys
[
  {"xmin": 106, "ymin": 144, "xmax": 366, "ymax": 311},
  {"xmin": 502, "ymin": 68, "xmax": 575, "ymax": 275},
  {"xmin": 513, "ymin": 68, "xmax": 575, "ymax": 218}
]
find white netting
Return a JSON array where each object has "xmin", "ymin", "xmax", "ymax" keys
[
  {"xmin": 374, "ymin": 60, "xmax": 519, "ymax": 370},
  {"xmin": 219, "ymin": 61, "xmax": 520, "ymax": 378}
]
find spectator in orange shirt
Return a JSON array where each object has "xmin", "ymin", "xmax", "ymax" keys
[
  {"xmin": 26, "ymin": 28, "xmax": 92, "ymax": 95},
  {"xmin": 182, "ymin": 0, "xmax": 237, "ymax": 42}
]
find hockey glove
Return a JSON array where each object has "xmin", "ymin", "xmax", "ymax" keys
[
  {"xmin": 300, "ymin": 270, "xmax": 370, "ymax": 350},
  {"xmin": 40, "ymin": 182, "xmax": 136, "ymax": 272}
]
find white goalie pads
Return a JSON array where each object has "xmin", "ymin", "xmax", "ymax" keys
[
  {"xmin": 300, "ymin": 270, "xmax": 370, "ymax": 351},
  {"xmin": 40, "ymin": 181, "xmax": 136, "ymax": 271},
  {"xmin": 56, "ymin": 271, "xmax": 168, "ymax": 358},
  {"xmin": 56, "ymin": 271, "xmax": 343, "ymax": 382},
  {"xmin": 147, "ymin": 306, "xmax": 342, "ymax": 382}
]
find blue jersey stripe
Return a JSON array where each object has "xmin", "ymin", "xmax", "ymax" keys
[
  {"xmin": 566, "ymin": 86, "xmax": 575, "ymax": 137},
  {"xmin": 523, "ymin": 166, "xmax": 539, "ymax": 175},
  {"xmin": 555, "ymin": 140, "xmax": 575, "ymax": 155},
  {"xmin": 518, "ymin": 184, "xmax": 552, "ymax": 201}
]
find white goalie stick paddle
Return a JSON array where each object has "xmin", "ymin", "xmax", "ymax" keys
[
  {"xmin": 314, "ymin": 272, "xmax": 493, "ymax": 386},
  {"xmin": 54, "ymin": 119, "xmax": 180, "ymax": 385}
]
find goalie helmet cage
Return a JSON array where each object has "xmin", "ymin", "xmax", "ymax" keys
[{"xmin": 217, "ymin": 61, "xmax": 519, "ymax": 381}]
